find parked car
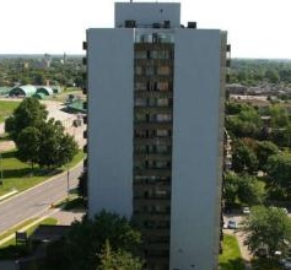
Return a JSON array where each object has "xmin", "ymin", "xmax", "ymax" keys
[
  {"xmin": 280, "ymin": 258, "xmax": 291, "ymax": 269},
  {"xmin": 242, "ymin": 206, "xmax": 250, "ymax": 214},
  {"xmin": 227, "ymin": 220, "xmax": 238, "ymax": 229}
]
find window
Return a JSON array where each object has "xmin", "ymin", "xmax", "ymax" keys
[
  {"xmin": 135, "ymin": 113, "xmax": 147, "ymax": 122},
  {"xmin": 134, "ymin": 130, "xmax": 147, "ymax": 138},
  {"xmin": 135, "ymin": 66, "xmax": 143, "ymax": 75},
  {"xmin": 157, "ymin": 98, "xmax": 169, "ymax": 106},
  {"xmin": 157, "ymin": 114, "xmax": 172, "ymax": 122},
  {"xmin": 157, "ymin": 66, "xmax": 170, "ymax": 76},
  {"xmin": 157, "ymin": 82, "xmax": 169, "ymax": 91},
  {"xmin": 135, "ymin": 51, "xmax": 147, "ymax": 59},
  {"xmin": 158, "ymin": 50, "xmax": 170, "ymax": 59},
  {"xmin": 147, "ymin": 98, "xmax": 155, "ymax": 106},
  {"xmin": 157, "ymin": 129, "xmax": 169, "ymax": 137},
  {"xmin": 146, "ymin": 66, "xmax": 155, "ymax": 76},
  {"xmin": 135, "ymin": 98, "xmax": 147, "ymax": 106},
  {"xmin": 151, "ymin": 50, "xmax": 158, "ymax": 59},
  {"xmin": 135, "ymin": 82, "xmax": 147, "ymax": 91}
]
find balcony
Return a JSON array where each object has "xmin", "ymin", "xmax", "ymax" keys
[
  {"xmin": 83, "ymin": 115, "xmax": 87, "ymax": 124},
  {"xmin": 226, "ymin": 59, "xmax": 231, "ymax": 67},
  {"xmin": 82, "ymin": 41, "xmax": 87, "ymax": 50},
  {"xmin": 134, "ymin": 122, "xmax": 172, "ymax": 130},
  {"xmin": 134, "ymin": 91, "xmax": 173, "ymax": 100},
  {"xmin": 83, "ymin": 102, "xmax": 87, "ymax": 110},
  {"xmin": 135, "ymin": 152, "xmax": 171, "ymax": 160},
  {"xmin": 83, "ymin": 130, "xmax": 87, "ymax": 139},
  {"xmin": 134, "ymin": 137, "xmax": 172, "ymax": 145},
  {"xmin": 226, "ymin": 44, "xmax": 231, "ymax": 52},
  {"xmin": 135, "ymin": 75, "xmax": 173, "ymax": 83},
  {"xmin": 134, "ymin": 168, "xmax": 171, "ymax": 177},
  {"xmin": 134, "ymin": 59, "xmax": 174, "ymax": 68},
  {"xmin": 134, "ymin": 107, "xmax": 172, "ymax": 114}
]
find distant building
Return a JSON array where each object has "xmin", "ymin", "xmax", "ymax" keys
[
  {"xmin": 85, "ymin": 2, "xmax": 230, "ymax": 270},
  {"xmin": 9, "ymin": 85, "xmax": 57, "ymax": 98}
]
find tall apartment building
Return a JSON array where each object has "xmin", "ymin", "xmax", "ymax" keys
[{"xmin": 83, "ymin": 2, "xmax": 230, "ymax": 270}]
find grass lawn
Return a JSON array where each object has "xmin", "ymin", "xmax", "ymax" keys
[
  {"xmin": 0, "ymin": 218, "xmax": 58, "ymax": 259},
  {"xmin": 0, "ymin": 100, "xmax": 20, "ymax": 123},
  {"xmin": 219, "ymin": 234, "xmax": 245, "ymax": 270},
  {"xmin": 0, "ymin": 150, "xmax": 85, "ymax": 197}
]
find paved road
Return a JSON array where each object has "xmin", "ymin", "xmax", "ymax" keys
[{"xmin": 0, "ymin": 164, "xmax": 83, "ymax": 234}]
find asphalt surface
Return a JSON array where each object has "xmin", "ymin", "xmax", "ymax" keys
[{"xmin": 0, "ymin": 164, "xmax": 83, "ymax": 235}]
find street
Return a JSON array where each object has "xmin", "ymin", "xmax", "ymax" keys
[{"xmin": 0, "ymin": 163, "xmax": 83, "ymax": 235}]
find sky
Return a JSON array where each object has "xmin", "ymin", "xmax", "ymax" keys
[{"xmin": 0, "ymin": 0, "xmax": 292, "ymax": 59}]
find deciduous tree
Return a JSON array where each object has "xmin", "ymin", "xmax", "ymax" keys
[{"xmin": 241, "ymin": 206, "xmax": 290, "ymax": 258}]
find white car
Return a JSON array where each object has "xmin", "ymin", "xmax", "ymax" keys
[
  {"xmin": 242, "ymin": 207, "xmax": 250, "ymax": 214},
  {"xmin": 227, "ymin": 220, "xmax": 238, "ymax": 229},
  {"xmin": 280, "ymin": 258, "xmax": 291, "ymax": 269}
]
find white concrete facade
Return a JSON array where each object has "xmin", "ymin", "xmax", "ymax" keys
[
  {"xmin": 87, "ymin": 28, "xmax": 134, "ymax": 219},
  {"xmin": 170, "ymin": 29, "xmax": 223, "ymax": 270}
]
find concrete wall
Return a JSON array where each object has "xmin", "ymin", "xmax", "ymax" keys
[
  {"xmin": 115, "ymin": 2, "xmax": 181, "ymax": 28},
  {"xmin": 170, "ymin": 29, "xmax": 223, "ymax": 270},
  {"xmin": 87, "ymin": 28, "xmax": 134, "ymax": 219}
]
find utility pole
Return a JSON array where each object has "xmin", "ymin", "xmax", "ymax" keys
[
  {"xmin": 67, "ymin": 161, "xmax": 70, "ymax": 198},
  {"xmin": 0, "ymin": 152, "xmax": 3, "ymax": 186}
]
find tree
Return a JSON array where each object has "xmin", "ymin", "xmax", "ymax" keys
[
  {"xmin": 98, "ymin": 240, "xmax": 143, "ymax": 270},
  {"xmin": 16, "ymin": 126, "xmax": 41, "ymax": 172},
  {"xmin": 44, "ymin": 211, "xmax": 142, "ymax": 270},
  {"xmin": 269, "ymin": 105, "xmax": 290, "ymax": 129},
  {"xmin": 241, "ymin": 206, "xmax": 290, "ymax": 258},
  {"xmin": 232, "ymin": 140, "xmax": 258, "ymax": 174},
  {"xmin": 270, "ymin": 126, "xmax": 291, "ymax": 148},
  {"xmin": 255, "ymin": 141, "xmax": 279, "ymax": 170},
  {"xmin": 5, "ymin": 98, "xmax": 78, "ymax": 169},
  {"xmin": 223, "ymin": 172, "xmax": 239, "ymax": 205},
  {"xmin": 265, "ymin": 152, "xmax": 291, "ymax": 199},
  {"xmin": 5, "ymin": 98, "xmax": 48, "ymax": 143},
  {"xmin": 238, "ymin": 175, "xmax": 266, "ymax": 206},
  {"xmin": 37, "ymin": 119, "xmax": 78, "ymax": 168},
  {"xmin": 226, "ymin": 103, "xmax": 262, "ymax": 138},
  {"xmin": 265, "ymin": 69, "xmax": 280, "ymax": 83}
]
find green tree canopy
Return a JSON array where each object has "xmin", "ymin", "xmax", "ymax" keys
[
  {"xmin": 265, "ymin": 152, "xmax": 291, "ymax": 199},
  {"xmin": 232, "ymin": 140, "xmax": 258, "ymax": 174},
  {"xmin": 238, "ymin": 175, "xmax": 266, "ymax": 206},
  {"xmin": 5, "ymin": 98, "xmax": 48, "ymax": 143},
  {"xmin": 98, "ymin": 240, "xmax": 143, "ymax": 270},
  {"xmin": 241, "ymin": 206, "xmax": 290, "ymax": 258},
  {"xmin": 44, "ymin": 211, "xmax": 142, "ymax": 270},
  {"xmin": 269, "ymin": 105, "xmax": 290, "ymax": 128},
  {"xmin": 37, "ymin": 119, "xmax": 78, "ymax": 168},
  {"xmin": 223, "ymin": 172, "xmax": 239, "ymax": 205},
  {"xmin": 16, "ymin": 126, "xmax": 41, "ymax": 170},
  {"xmin": 255, "ymin": 141, "xmax": 280, "ymax": 170}
]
